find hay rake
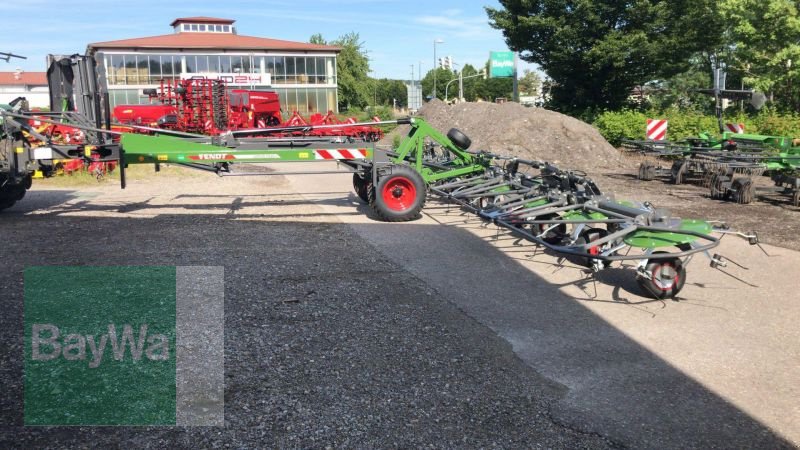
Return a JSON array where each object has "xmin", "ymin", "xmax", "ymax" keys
[{"xmin": 428, "ymin": 149, "xmax": 759, "ymax": 299}]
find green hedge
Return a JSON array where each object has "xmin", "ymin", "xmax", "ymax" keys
[{"xmin": 593, "ymin": 108, "xmax": 800, "ymax": 146}]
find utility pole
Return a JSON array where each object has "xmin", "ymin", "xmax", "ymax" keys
[{"xmin": 433, "ymin": 39, "xmax": 444, "ymax": 99}]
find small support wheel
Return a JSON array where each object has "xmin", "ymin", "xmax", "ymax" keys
[
  {"xmin": 637, "ymin": 252, "xmax": 686, "ymax": 299},
  {"xmin": 370, "ymin": 165, "xmax": 426, "ymax": 222},
  {"xmin": 532, "ymin": 213, "xmax": 567, "ymax": 245},
  {"xmin": 638, "ymin": 162, "xmax": 655, "ymax": 181},
  {"xmin": 709, "ymin": 172, "xmax": 730, "ymax": 200},
  {"xmin": 352, "ymin": 172, "xmax": 372, "ymax": 203},
  {"xmin": 575, "ymin": 228, "xmax": 611, "ymax": 268},
  {"xmin": 731, "ymin": 177, "xmax": 754, "ymax": 204},
  {"xmin": 446, "ymin": 128, "xmax": 471, "ymax": 150},
  {"xmin": 670, "ymin": 160, "xmax": 686, "ymax": 185}
]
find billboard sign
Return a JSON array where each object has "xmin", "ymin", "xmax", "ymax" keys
[
  {"xmin": 180, "ymin": 72, "xmax": 271, "ymax": 86},
  {"xmin": 489, "ymin": 52, "xmax": 515, "ymax": 78}
]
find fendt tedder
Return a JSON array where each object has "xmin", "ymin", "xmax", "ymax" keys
[
  {"xmin": 1, "ymin": 54, "xmax": 760, "ymax": 299},
  {"xmin": 624, "ymin": 135, "xmax": 800, "ymax": 207},
  {"xmin": 623, "ymin": 62, "xmax": 800, "ymax": 207}
]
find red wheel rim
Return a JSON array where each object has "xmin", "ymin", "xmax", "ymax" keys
[{"xmin": 381, "ymin": 176, "xmax": 416, "ymax": 211}]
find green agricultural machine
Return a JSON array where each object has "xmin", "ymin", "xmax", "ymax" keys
[
  {"xmin": 1, "ymin": 54, "xmax": 761, "ymax": 299},
  {"xmin": 622, "ymin": 62, "xmax": 800, "ymax": 207}
]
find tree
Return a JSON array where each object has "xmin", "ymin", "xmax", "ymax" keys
[
  {"xmin": 518, "ymin": 69, "xmax": 542, "ymax": 96},
  {"xmin": 309, "ymin": 33, "xmax": 327, "ymax": 45},
  {"xmin": 719, "ymin": 0, "xmax": 800, "ymax": 111},
  {"xmin": 486, "ymin": 0, "xmax": 723, "ymax": 115},
  {"xmin": 374, "ymin": 79, "xmax": 408, "ymax": 107},
  {"xmin": 321, "ymin": 32, "xmax": 371, "ymax": 110},
  {"xmin": 420, "ymin": 68, "xmax": 456, "ymax": 100}
]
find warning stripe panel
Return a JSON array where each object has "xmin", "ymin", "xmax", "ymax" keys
[
  {"xmin": 646, "ymin": 119, "xmax": 668, "ymax": 141},
  {"xmin": 314, "ymin": 149, "xmax": 368, "ymax": 160},
  {"xmin": 725, "ymin": 123, "xmax": 745, "ymax": 134}
]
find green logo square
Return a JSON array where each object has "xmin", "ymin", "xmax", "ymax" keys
[
  {"xmin": 490, "ymin": 51, "xmax": 516, "ymax": 78},
  {"xmin": 24, "ymin": 266, "xmax": 177, "ymax": 426}
]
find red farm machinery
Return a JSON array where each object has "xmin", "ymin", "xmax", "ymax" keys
[{"xmin": 113, "ymin": 78, "xmax": 384, "ymax": 142}]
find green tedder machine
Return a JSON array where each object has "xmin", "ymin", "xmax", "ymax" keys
[{"xmin": 1, "ymin": 54, "xmax": 761, "ymax": 299}]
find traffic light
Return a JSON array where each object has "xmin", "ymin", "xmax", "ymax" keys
[
  {"xmin": 444, "ymin": 56, "xmax": 452, "ymax": 70},
  {"xmin": 438, "ymin": 57, "xmax": 444, "ymax": 68}
]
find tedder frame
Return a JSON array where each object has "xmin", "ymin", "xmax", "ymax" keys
[{"xmin": 0, "ymin": 54, "xmax": 762, "ymax": 299}]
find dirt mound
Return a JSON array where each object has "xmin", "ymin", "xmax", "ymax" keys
[{"xmin": 382, "ymin": 100, "xmax": 625, "ymax": 171}]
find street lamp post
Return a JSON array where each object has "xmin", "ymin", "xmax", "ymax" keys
[{"xmin": 433, "ymin": 39, "xmax": 444, "ymax": 99}]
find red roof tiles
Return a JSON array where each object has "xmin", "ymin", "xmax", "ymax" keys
[
  {"xmin": 89, "ymin": 33, "xmax": 339, "ymax": 52},
  {"xmin": 0, "ymin": 72, "xmax": 47, "ymax": 86}
]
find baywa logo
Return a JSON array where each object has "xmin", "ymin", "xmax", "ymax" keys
[
  {"xmin": 24, "ymin": 266, "xmax": 224, "ymax": 426},
  {"xmin": 31, "ymin": 323, "xmax": 171, "ymax": 368},
  {"xmin": 25, "ymin": 266, "xmax": 178, "ymax": 426}
]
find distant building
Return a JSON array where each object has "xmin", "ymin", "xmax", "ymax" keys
[
  {"xmin": 0, "ymin": 70, "xmax": 48, "ymax": 107},
  {"xmin": 87, "ymin": 17, "xmax": 341, "ymax": 113}
]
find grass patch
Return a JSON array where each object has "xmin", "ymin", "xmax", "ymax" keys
[{"xmin": 35, "ymin": 164, "xmax": 203, "ymax": 188}]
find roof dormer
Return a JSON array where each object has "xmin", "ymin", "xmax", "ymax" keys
[{"xmin": 170, "ymin": 17, "xmax": 236, "ymax": 34}]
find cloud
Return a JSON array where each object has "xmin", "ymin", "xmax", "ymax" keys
[{"xmin": 414, "ymin": 12, "xmax": 494, "ymax": 40}]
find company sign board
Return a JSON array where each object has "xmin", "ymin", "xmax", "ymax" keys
[
  {"xmin": 489, "ymin": 52, "xmax": 515, "ymax": 78},
  {"xmin": 180, "ymin": 72, "xmax": 271, "ymax": 86}
]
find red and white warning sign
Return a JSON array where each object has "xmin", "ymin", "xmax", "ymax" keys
[
  {"xmin": 314, "ymin": 149, "xmax": 369, "ymax": 160},
  {"xmin": 646, "ymin": 119, "xmax": 668, "ymax": 141},
  {"xmin": 725, "ymin": 123, "xmax": 745, "ymax": 134}
]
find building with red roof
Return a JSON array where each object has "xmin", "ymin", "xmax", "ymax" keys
[
  {"xmin": 0, "ymin": 70, "xmax": 49, "ymax": 107},
  {"xmin": 87, "ymin": 17, "xmax": 341, "ymax": 113}
]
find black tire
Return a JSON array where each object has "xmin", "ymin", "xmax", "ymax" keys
[
  {"xmin": 0, "ymin": 198, "xmax": 15, "ymax": 211},
  {"xmin": 709, "ymin": 172, "xmax": 730, "ymax": 200},
  {"xmin": 447, "ymin": 128, "xmax": 471, "ymax": 150},
  {"xmin": 370, "ymin": 165, "xmax": 426, "ymax": 222},
  {"xmin": 731, "ymin": 177, "xmax": 754, "ymax": 204},
  {"xmin": 0, "ymin": 182, "xmax": 25, "ymax": 211},
  {"xmin": 352, "ymin": 172, "xmax": 372, "ymax": 203},
  {"xmin": 792, "ymin": 189, "xmax": 800, "ymax": 208},
  {"xmin": 670, "ymin": 160, "xmax": 686, "ymax": 185},
  {"xmin": 638, "ymin": 163, "xmax": 655, "ymax": 181},
  {"xmin": 637, "ymin": 252, "xmax": 686, "ymax": 299},
  {"xmin": 532, "ymin": 213, "xmax": 567, "ymax": 245},
  {"xmin": 574, "ymin": 228, "xmax": 611, "ymax": 268}
]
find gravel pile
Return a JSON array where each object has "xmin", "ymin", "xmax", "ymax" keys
[{"xmin": 384, "ymin": 100, "xmax": 625, "ymax": 171}]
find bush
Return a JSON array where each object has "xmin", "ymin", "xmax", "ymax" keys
[
  {"xmin": 593, "ymin": 108, "xmax": 800, "ymax": 146},
  {"xmin": 752, "ymin": 109, "xmax": 800, "ymax": 136},
  {"xmin": 592, "ymin": 110, "xmax": 647, "ymax": 146}
]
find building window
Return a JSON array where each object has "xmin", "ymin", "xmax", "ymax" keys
[
  {"xmin": 183, "ymin": 24, "xmax": 189, "ymax": 31},
  {"xmin": 223, "ymin": 25, "xmax": 230, "ymax": 32},
  {"xmin": 195, "ymin": 55, "xmax": 208, "ymax": 72},
  {"xmin": 230, "ymin": 55, "xmax": 244, "ymax": 73},
  {"xmin": 220, "ymin": 56, "xmax": 232, "ymax": 73},
  {"xmin": 199, "ymin": 24, "xmax": 206, "ymax": 31},
  {"xmin": 191, "ymin": 24, "xmax": 198, "ymax": 31},
  {"xmin": 208, "ymin": 55, "xmax": 220, "ymax": 72}
]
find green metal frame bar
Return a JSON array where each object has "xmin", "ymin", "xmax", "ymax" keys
[
  {"xmin": 389, "ymin": 118, "xmax": 487, "ymax": 183},
  {"xmin": 120, "ymin": 134, "xmax": 373, "ymax": 164}
]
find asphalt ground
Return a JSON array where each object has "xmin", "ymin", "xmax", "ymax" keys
[{"xmin": 0, "ymin": 163, "xmax": 798, "ymax": 448}]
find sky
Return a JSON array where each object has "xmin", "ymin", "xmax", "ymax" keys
[{"xmin": 0, "ymin": 0, "xmax": 539, "ymax": 80}]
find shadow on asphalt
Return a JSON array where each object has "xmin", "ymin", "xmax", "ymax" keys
[{"xmin": 0, "ymin": 196, "xmax": 794, "ymax": 448}]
